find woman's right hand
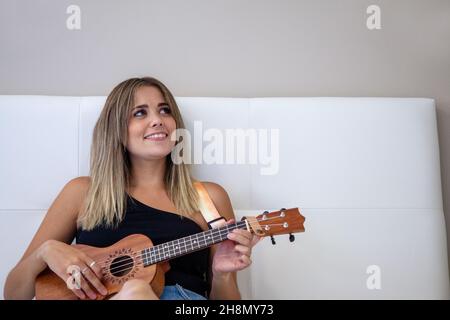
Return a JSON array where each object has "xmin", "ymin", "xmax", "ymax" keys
[{"xmin": 37, "ymin": 240, "xmax": 108, "ymax": 299}]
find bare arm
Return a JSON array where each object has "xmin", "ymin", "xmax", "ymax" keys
[
  {"xmin": 3, "ymin": 177, "xmax": 89, "ymax": 300},
  {"xmin": 202, "ymin": 182, "xmax": 242, "ymax": 300}
]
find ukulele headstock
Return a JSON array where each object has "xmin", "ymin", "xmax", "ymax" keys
[{"xmin": 243, "ymin": 208, "xmax": 305, "ymax": 244}]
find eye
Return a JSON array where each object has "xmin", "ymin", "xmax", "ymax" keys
[
  {"xmin": 133, "ymin": 109, "xmax": 147, "ymax": 117},
  {"xmin": 160, "ymin": 106, "xmax": 171, "ymax": 114}
]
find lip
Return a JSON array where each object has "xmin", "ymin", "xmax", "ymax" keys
[{"xmin": 144, "ymin": 131, "xmax": 168, "ymax": 141}]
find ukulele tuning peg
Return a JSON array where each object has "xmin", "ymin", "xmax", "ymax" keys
[
  {"xmin": 270, "ymin": 235, "xmax": 276, "ymax": 245},
  {"xmin": 289, "ymin": 233, "xmax": 295, "ymax": 242}
]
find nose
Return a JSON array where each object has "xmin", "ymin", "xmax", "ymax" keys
[{"xmin": 148, "ymin": 110, "xmax": 163, "ymax": 128}]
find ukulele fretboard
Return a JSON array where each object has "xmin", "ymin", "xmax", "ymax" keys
[{"xmin": 140, "ymin": 220, "xmax": 248, "ymax": 266}]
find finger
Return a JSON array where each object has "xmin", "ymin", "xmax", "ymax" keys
[
  {"xmin": 82, "ymin": 257, "xmax": 107, "ymax": 292},
  {"xmin": 87, "ymin": 258, "xmax": 103, "ymax": 279},
  {"xmin": 79, "ymin": 273, "xmax": 98, "ymax": 300},
  {"xmin": 227, "ymin": 232, "xmax": 251, "ymax": 246},
  {"xmin": 81, "ymin": 256, "xmax": 103, "ymax": 279},
  {"xmin": 234, "ymin": 244, "xmax": 251, "ymax": 256},
  {"xmin": 72, "ymin": 288, "xmax": 86, "ymax": 299},
  {"xmin": 232, "ymin": 229, "xmax": 253, "ymax": 241},
  {"xmin": 65, "ymin": 274, "xmax": 86, "ymax": 299},
  {"xmin": 81, "ymin": 265, "xmax": 108, "ymax": 296},
  {"xmin": 240, "ymin": 254, "xmax": 252, "ymax": 267},
  {"xmin": 251, "ymin": 235, "xmax": 262, "ymax": 246}
]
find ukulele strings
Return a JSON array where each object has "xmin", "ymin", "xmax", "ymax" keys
[
  {"xmin": 90, "ymin": 220, "xmax": 247, "ymax": 272},
  {"xmin": 87, "ymin": 214, "xmax": 286, "ymax": 276},
  {"xmin": 106, "ymin": 222, "xmax": 289, "ymax": 276},
  {"xmin": 101, "ymin": 220, "xmax": 248, "ymax": 275},
  {"xmin": 99, "ymin": 214, "xmax": 287, "ymax": 275},
  {"xmin": 99, "ymin": 216, "xmax": 287, "ymax": 276}
]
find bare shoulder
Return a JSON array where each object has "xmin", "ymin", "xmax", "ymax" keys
[
  {"xmin": 18, "ymin": 176, "xmax": 92, "ymax": 261},
  {"xmin": 47, "ymin": 176, "xmax": 92, "ymax": 223},
  {"xmin": 200, "ymin": 181, "xmax": 235, "ymax": 221},
  {"xmin": 62, "ymin": 176, "xmax": 91, "ymax": 210},
  {"xmin": 200, "ymin": 181, "xmax": 226, "ymax": 197},
  {"xmin": 67, "ymin": 176, "xmax": 91, "ymax": 191},
  {"xmin": 47, "ymin": 176, "xmax": 91, "ymax": 213}
]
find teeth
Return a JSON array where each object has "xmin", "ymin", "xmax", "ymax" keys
[{"xmin": 145, "ymin": 133, "xmax": 167, "ymax": 139}]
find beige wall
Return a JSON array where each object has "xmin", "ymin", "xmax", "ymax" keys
[{"xmin": 1, "ymin": 0, "xmax": 449, "ymax": 269}]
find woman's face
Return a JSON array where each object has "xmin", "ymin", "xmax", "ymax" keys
[{"xmin": 126, "ymin": 85, "xmax": 177, "ymax": 161}]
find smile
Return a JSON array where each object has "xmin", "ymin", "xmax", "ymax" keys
[{"xmin": 144, "ymin": 133, "xmax": 168, "ymax": 141}]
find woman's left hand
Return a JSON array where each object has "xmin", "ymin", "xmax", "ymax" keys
[{"xmin": 212, "ymin": 219, "xmax": 261, "ymax": 275}]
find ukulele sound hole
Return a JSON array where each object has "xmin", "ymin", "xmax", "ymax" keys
[{"xmin": 110, "ymin": 255, "xmax": 134, "ymax": 277}]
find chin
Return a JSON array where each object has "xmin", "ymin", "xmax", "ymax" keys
[{"xmin": 143, "ymin": 152, "xmax": 171, "ymax": 160}]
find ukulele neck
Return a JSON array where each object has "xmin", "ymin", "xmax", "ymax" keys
[{"xmin": 141, "ymin": 220, "xmax": 249, "ymax": 266}]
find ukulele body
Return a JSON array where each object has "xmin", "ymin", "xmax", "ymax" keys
[{"xmin": 35, "ymin": 234, "xmax": 167, "ymax": 300}]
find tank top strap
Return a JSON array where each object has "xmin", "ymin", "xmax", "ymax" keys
[{"xmin": 193, "ymin": 181, "xmax": 227, "ymax": 229}]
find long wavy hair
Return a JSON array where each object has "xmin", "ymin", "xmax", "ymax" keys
[{"xmin": 78, "ymin": 77, "xmax": 199, "ymax": 230}]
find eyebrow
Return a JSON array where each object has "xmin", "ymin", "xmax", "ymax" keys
[{"xmin": 131, "ymin": 102, "xmax": 169, "ymax": 111}]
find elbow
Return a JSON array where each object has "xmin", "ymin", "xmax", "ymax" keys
[
  {"xmin": 3, "ymin": 267, "xmax": 34, "ymax": 300},
  {"xmin": 3, "ymin": 269, "xmax": 16, "ymax": 300}
]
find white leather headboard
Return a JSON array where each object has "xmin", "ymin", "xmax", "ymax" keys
[{"xmin": 0, "ymin": 96, "xmax": 448, "ymax": 299}]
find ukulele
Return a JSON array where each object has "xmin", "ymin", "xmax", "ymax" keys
[{"xmin": 35, "ymin": 208, "xmax": 305, "ymax": 299}]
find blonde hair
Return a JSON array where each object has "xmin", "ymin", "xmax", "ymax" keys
[{"xmin": 78, "ymin": 77, "xmax": 199, "ymax": 230}]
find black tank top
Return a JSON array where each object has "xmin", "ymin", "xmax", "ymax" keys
[{"xmin": 75, "ymin": 195, "xmax": 211, "ymax": 298}]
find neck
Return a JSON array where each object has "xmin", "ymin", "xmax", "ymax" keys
[
  {"xmin": 141, "ymin": 220, "xmax": 249, "ymax": 266},
  {"xmin": 129, "ymin": 156, "xmax": 167, "ymax": 190}
]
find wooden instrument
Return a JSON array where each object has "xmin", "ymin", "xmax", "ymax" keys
[{"xmin": 35, "ymin": 208, "xmax": 305, "ymax": 299}]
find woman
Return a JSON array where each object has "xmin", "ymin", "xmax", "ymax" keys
[{"xmin": 4, "ymin": 77, "xmax": 259, "ymax": 300}]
